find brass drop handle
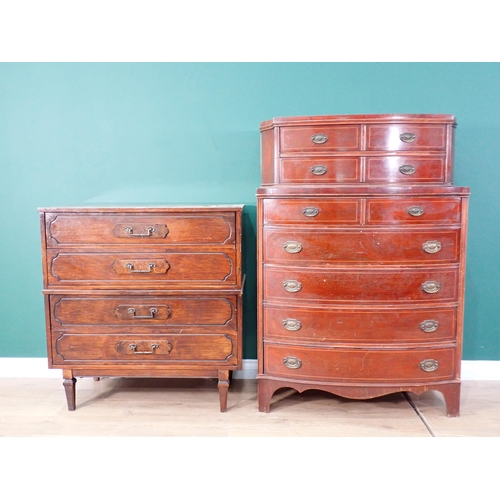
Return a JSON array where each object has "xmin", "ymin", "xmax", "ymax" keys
[
  {"xmin": 407, "ymin": 206, "xmax": 424, "ymax": 217},
  {"xmin": 399, "ymin": 164, "xmax": 416, "ymax": 175},
  {"xmin": 420, "ymin": 359, "xmax": 439, "ymax": 372},
  {"xmin": 283, "ymin": 280, "xmax": 302, "ymax": 293},
  {"xmin": 420, "ymin": 320, "xmax": 439, "ymax": 332},
  {"xmin": 422, "ymin": 281, "xmax": 441, "ymax": 294},
  {"xmin": 311, "ymin": 165, "xmax": 328, "ymax": 175},
  {"xmin": 126, "ymin": 262, "xmax": 156, "ymax": 273},
  {"xmin": 283, "ymin": 356, "xmax": 302, "ymax": 369},
  {"xmin": 311, "ymin": 133, "xmax": 328, "ymax": 144},
  {"xmin": 400, "ymin": 132, "xmax": 416, "ymax": 143},
  {"xmin": 125, "ymin": 225, "xmax": 155, "ymax": 237},
  {"xmin": 127, "ymin": 307, "xmax": 158, "ymax": 319},
  {"xmin": 282, "ymin": 318, "xmax": 302, "ymax": 331},
  {"xmin": 129, "ymin": 343, "xmax": 160, "ymax": 354},
  {"xmin": 422, "ymin": 241, "xmax": 442, "ymax": 253},
  {"xmin": 302, "ymin": 207, "xmax": 319, "ymax": 217},
  {"xmin": 283, "ymin": 241, "xmax": 302, "ymax": 254}
]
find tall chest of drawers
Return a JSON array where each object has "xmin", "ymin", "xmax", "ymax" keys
[
  {"xmin": 256, "ymin": 114, "xmax": 469, "ymax": 416},
  {"xmin": 39, "ymin": 205, "xmax": 244, "ymax": 412}
]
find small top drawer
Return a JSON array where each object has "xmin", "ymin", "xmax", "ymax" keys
[
  {"xmin": 366, "ymin": 124, "xmax": 448, "ymax": 151},
  {"xmin": 44, "ymin": 213, "xmax": 236, "ymax": 247},
  {"xmin": 280, "ymin": 125, "xmax": 361, "ymax": 154}
]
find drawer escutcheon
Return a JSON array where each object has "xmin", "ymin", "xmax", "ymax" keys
[
  {"xmin": 407, "ymin": 206, "xmax": 425, "ymax": 217},
  {"xmin": 400, "ymin": 132, "xmax": 416, "ymax": 143},
  {"xmin": 420, "ymin": 359, "xmax": 439, "ymax": 372},
  {"xmin": 422, "ymin": 281, "xmax": 441, "ymax": 294},
  {"xmin": 283, "ymin": 241, "xmax": 303, "ymax": 254},
  {"xmin": 311, "ymin": 165, "xmax": 328, "ymax": 175},
  {"xmin": 302, "ymin": 207, "xmax": 319, "ymax": 217},
  {"xmin": 283, "ymin": 280, "xmax": 302, "ymax": 293},
  {"xmin": 399, "ymin": 164, "xmax": 416, "ymax": 175},
  {"xmin": 283, "ymin": 356, "xmax": 302, "ymax": 369},
  {"xmin": 282, "ymin": 318, "xmax": 302, "ymax": 331},
  {"xmin": 420, "ymin": 320, "xmax": 439, "ymax": 333},
  {"xmin": 311, "ymin": 133, "xmax": 328, "ymax": 144},
  {"xmin": 422, "ymin": 240, "xmax": 442, "ymax": 254}
]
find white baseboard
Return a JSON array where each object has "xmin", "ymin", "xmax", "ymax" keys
[{"xmin": 0, "ymin": 358, "xmax": 500, "ymax": 380}]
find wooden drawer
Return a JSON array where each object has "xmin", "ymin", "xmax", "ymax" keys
[
  {"xmin": 264, "ymin": 344, "xmax": 456, "ymax": 382},
  {"xmin": 366, "ymin": 124, "xmax": 448, "ymax": 151},
  {"xmin": 366, "ymin": 197, "xmax": 461, "ymax": 224},
  {"xmin": 263, "ymin": 198, "xmax": 361, "ymax": 225},
  {"xmin": 263, "ymin": 227, "xmax": 460, "ymax": 264},
  {"xmin": 46, "ymin": 250, "xmax": 237, "ymax": 286},
  {"xmin": 280, "ymin": 157, "xmax": 360, "ymax": 183},
  {"xmin": 366, "ymin": 156, "xmax": 446, "ymax": 183},
  {"xmin": 45, "ymin": 213, "xmax": 235, "ymax": 247},
  {"xmin": 263, "ymin": 267, "xmax": 459, "ymax": 303},
  {"xmin": 53, "ymin": 333, "xmax": 237, "ymax": 364},
  {"xmin": 263, "ymin": 304, "xmax": 457, "ymax": 343},
  {"xmin": 280, "ymin": 125, "xmax": 361, "ymax": 153},
  {"xmin": 50, "ymin": 295, "xmax": 237, "ymax": 330}
]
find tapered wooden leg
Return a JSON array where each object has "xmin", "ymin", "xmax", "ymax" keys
[
  {"xmin": 440, "ymin": 383, "xmax": 461, "ymax": 417},
  {"xmin": 62, "ymin": 370, "xmax": 76, "ymax": 411},
  {"xmin": 258, "ymin": 379, "xmax": 276, "ymax": 413},
  {"xmin": 218, "ymin": 370, "xmax": 230, "ymax": 412}
]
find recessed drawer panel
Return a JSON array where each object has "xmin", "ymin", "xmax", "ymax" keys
[
  {"xmin": 263, "ymin": 304, "xmax": 457, "ymax": 343},
  {"xmin": 263, "ymin": 267, "xmax": 459, "ymax": 303},
  {"xmin": 280, "ymin": 125, "xmax": 360, "ymax": 153},
  {"xmin": 366, "ymin": 156, "xmax": 446, "ymax": 183},
  {"xmin": 50, "ymin": 295, "xmax": 237, "ymax": 330},
  {"xmin": 263, "ymin": 228, "xmax": 460, "ymax": 264},
  {"xmin": 263, "ymin": 199, "xmax": 361, "ymax": 225},
  {"xmin": 53, "ymin": 333, "xmax": 236, "ymax": 364},
  {"xmin": 366, "ymin": 124, "xmax": 448, "ymax": 151},
  {"xmin": 45, "ymin": 213, "xmax": 235, "ymax": 247},
  {"xmin": 47, "ymin": 251, "xmax": 236, "ymax": 286},
  {"xmin": 280, "ymin": 157, "xmax": 360, "ymax": 183},
  {"xmin": 366, "ymin": 198, "xmax": 461, "ymax": 224},
  {"xmin": 264, "ymin": 344, "xmax": 455, "ymax": 382}
]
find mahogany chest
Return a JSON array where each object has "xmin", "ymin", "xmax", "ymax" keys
[
  {"xmin": 257, "ymin": 114, "xmax": 469, "ymax": 416},
  {"xmin": 39, "ymin": 205, "xmax": 244, "ymax": 411}
]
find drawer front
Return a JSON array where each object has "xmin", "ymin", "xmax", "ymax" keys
[
  {"xmin": 53, "ymin": 333, "xmax": 237, "ymax": 364},
  {"xmin": 50, "ymin": 295, "xmax": 237, "ymax": 330},
  {"xmin": 263, "ymin": 305, "xmax": 457, "ymax": 343},
  {"xmin": 263, "ymin": 267, "xmax": 459, "ymax": 303},
  {"xmin": 366, "ymin": 124, "xmax": 448, "ymax": 151},
  {"xmin": 264, "ymin": 344, "xmax": 456, "ymax": 382},
  {"xmin": 366, "ymin": 156, "xmax": 446, "ymax": 183},
  {"xmin": 280, "ymin": 157, "xmax": 360, "ymax": 183},
  {"xmin": 47, "ymin": 251, "xmax": 236, "ymax": 285},
  {"xmin": 366, "ymin": 198, "xmax": 461, "ymax": 224},
  {"xmin": 263, "ymin": 199, "xmax": 361, "ymax": 225},
  {"xmin": 263, "ymin": 228, "xmax": 460, "ymax": 264},
  {"xmin": 280, "ymin": 125, "xmax": 361, "ymax": 153},
  {"xmin": 45, "ymin": 213, "xmax": 235, "ymax": 247}
]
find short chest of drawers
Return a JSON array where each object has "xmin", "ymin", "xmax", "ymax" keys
[
  {"xmin": 257, "ymin": 114, "xmax": 469, "ymax": 416},
  {"xmin": 39, "ymin": 205, "xmax": 244, "ymax": 412}
]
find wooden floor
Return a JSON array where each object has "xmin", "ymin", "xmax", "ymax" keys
[{"xmin": 1, "ymin": 376, "xmax": 500, "ymax": 437}]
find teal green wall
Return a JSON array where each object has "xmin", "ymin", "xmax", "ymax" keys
[{"xmin": 1, "ymin": 62, "xmax": 499, "ymax": 360}]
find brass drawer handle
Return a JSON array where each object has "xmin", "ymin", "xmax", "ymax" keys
[
  {"xmin": 283, "ymin": 241, "xmax": 302, "ymax": 254},
  {"xmin": 302, "ymin": 207, "xmax": 319, "ymax": 217},
  {"xmin": 422, "ymin": 280, "xmax": 441, "ymax": 294},
  {"xmin": 125, "ymin": 225, "xmax": 155, "ymax": 237},
  {"xmin": 420, "ymin": 359, "xmax": 439, "ymax": 372},
  {"xmin": 282, "ymin": 318, "xmax": 302, "ymax": 331},
  {"xmin": 420, "ymin": 320, "xmax": 439, "ymax": 333},
  {"xmin": 311, "ymin": 133, "xmax": 328, "ymax": 144},
  {"xmin": 283, "ymin": 356, "xmax": 302, "ymax": 369},
  {"xmin": 311, "ymin": 165, "xmax": 328, "ymax": 175},
  {"xmin": 283, "ymin": 280, "xmax": 302, "ymax": 293},
  {"xmin": 400, "ymin": 132, "xmax": 416, "ymax": 143},
  {"xmin": 407, "ymin": 206, "xmax": 424, "ymax": 217},
  {"xmin": 127, "ymin": 307, "xmax": 158, "ymax": 319},
  {"xmin": 399, "ymin": 164, "xmax": 416, "ymax": 175},
  {"xmin": 422, "ymin": 240, "xmax": 442, "ymax": 254},
  {"xmin": 126, "ymin": 262, "xmax": 156, "ymax": 273},
  {"xmin": 128, "ymin": 343, "xmax": 160, "ymax": 355}
]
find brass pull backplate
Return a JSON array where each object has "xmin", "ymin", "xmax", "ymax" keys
[
  {"xmin": 422, "ymin": 281, "xmax": 441, "ymax": 294},
  {"xmin": 283, "ymin": 356, "xmax": 302, "ymax": 369},
  {"xmin": 399, "ymin": 164, "xmax": 416, "ymax": 175},
  {"xmin": 420, "ymin": 359, "xmax": 439, "ymax": 372},
  {"xmin": 302, "ymin": 207, "xmax": 319, "ymax": 217},
  {"xmin": 407, "ymin": 206, "xmax": 425, "ymax": 217},
  {"xmin": 400, "ymin": 132, "xmax": 416, "ymax": 143},
  {"xmin": 311, "ymin": 133, "xmax": 328, "ymax": 144},
  {"xmin": 311, "ymin": 165, "xmax": 328, "ymax": 175},
  {"xmin": 283, "ymin": 280, "xmax": 302, "ymax": 293},
  {"xmin": 283, "ymin": 241, "xmax": 302, "ymax": 254},
  {"xmin": 420, "ymin": 320, "xmax": 439, "ymax": 333},
  {"xmin": 422, "ymin": 241, "xmax": 442, "ymax": 253},
  {"xmin": 282, "ymin": 318, "xmax": 302, "ymax": 331}
]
